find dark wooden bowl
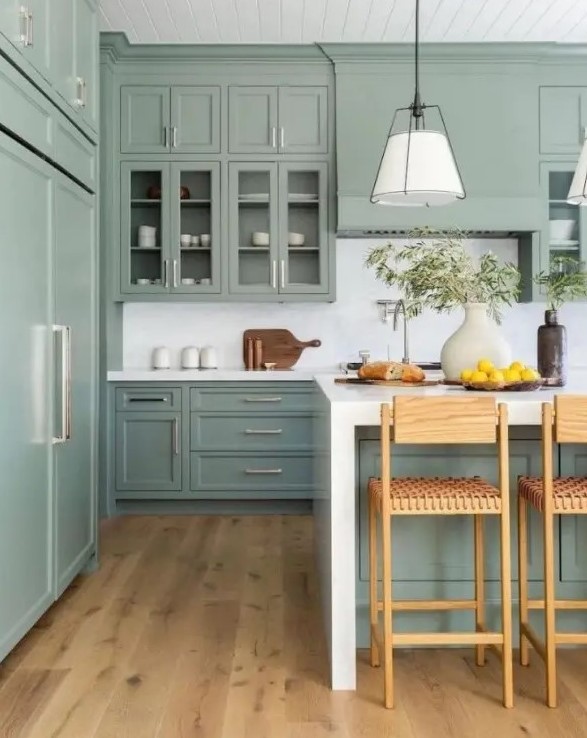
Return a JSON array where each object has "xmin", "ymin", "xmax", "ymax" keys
[{"xmin": 463, "ymin": 379, "xmax": 544, "ymax": 392}]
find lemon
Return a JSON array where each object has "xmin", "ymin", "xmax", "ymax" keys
[
  {"xmin": 521, "ymin": 368, "xmax": 539, "ymax": 381},
  {"xmin": 460, "ymin": 369, "xmax": 474, "ymax": 382},
  {"xmin": 489, "ymin": 370, "xmax": 505, "ymax": 383},
  {"xmin": 509, "ymin": 361, "xmax": 525, "ymax": 372},
  {"xmin": 477, "ymin": 358, "xmax": 495, "ymax": 374},
  {"xmin": 471, "ymin": 370, "xmax": 488, "ymax": 383},
  {"xmin": 504, "ymin": 368, "xmax": 522, "ymax": 383}
]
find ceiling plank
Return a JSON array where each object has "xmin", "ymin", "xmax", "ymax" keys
[
  {"xmin": 281, "ymin": 0, "xmax": 305, "ymax": 43},
  {"xmin": 340, "ymin": 0, "xmax": 373, "ymax": 41},
  {"xmin": 362, "ymin": 0, "xmax": 399, "ymax": 41},
  {"xmin": 234, "ymin": 0, "xmax": 261, "ymax": 43},
  {"xmin": 302, "ymin": 0, "xmax": 328, "ymax": 43},
  {"xmin": 257, "ymin": 0, "xmax": 281, "ymax": 42},
  {"xmin": 185, "ymin": 0, "xmax": 221, "ymax": 42}
]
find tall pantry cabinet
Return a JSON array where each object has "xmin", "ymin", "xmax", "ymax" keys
[{"xmin": 0, "ymin": 0, "xmax": 98, "ymax": 660}]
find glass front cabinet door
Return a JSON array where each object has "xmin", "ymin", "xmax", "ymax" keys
[
  {"xmin": 229, "ymin": 161, "xmax": 329, "ymax": 296},
  {"xmin": 542, "ymin": 161, "xmax": 587, "ymax": 269},
  {"xmin": 121, "ymin": 162, "xmax": 221, "ymax": 296}
]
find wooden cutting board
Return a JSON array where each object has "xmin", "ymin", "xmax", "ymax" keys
[
  {"xmin": 335, "ymin": 378, "xmax": 439, "ymax": 387},
  {"xmin": 243, "ymin": 329, "xmax": 321, "ymax": 369}
]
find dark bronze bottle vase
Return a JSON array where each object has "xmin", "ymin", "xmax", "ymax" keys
[{"xmin": 537, "ymin": 310, "xmax": 567, "ymax": 387}]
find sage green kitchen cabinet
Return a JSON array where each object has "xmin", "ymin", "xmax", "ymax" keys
[
  {"xmin": 21, "ymin": 0, "xmax": 49, "ymax": 80},
  {"xmin": 121, "ymin": 85, "xmax": 221, "ymax": 154},
  {"xmin": 116, "ymin": 412, "xmax": 182, "ymax": 493},
  {"xmin": 229, "ymin": 85, "xmax": 328, "ymax": 154},
  {"xmin": 540, "ymin": 87, "xmax": 587, "ymax": 155},
  {"xmin": 559, "ymin": 445, "xmax": 587, "ymax": 583},
  {"xmin": 53, "ymin": 173, "xmax": 96, "ymax": 596},
  {"xmin": 121, "ymin": 161, "xmax": 221, "ymax": 295},
  {"xmin": 540, "ymin": 160, "xmax": 587, "ymax": 271},
  {"xmin": 121, "ymin": 86, "xmax": 171, "ymax": 154},
  {"xmin": 49, "ymin": 0, "xmax": 75, "ymax": 106},
  {"xmin": 75, "ymin": 0, "xmax": 99, "ymax": 130},
  {"xmin": 0, "ymin": 1, "xmax": 22, "ymax": 48},
  {"xmin": 229, "ymin": 161, "xmax": 329, "ymax": 296},
  {"xmin": 0, "ymin": 130, "xmax": 53, "ymax": 661}
]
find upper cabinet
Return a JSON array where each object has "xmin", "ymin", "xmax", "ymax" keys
[
  {"xmin": 0, "ymin": 0, "xmax": 98, "ymax": 136},
  {"xmin": 121, "ymin": 85, "xmax": 221, "ymax": 154},
  {"xmin": 228, "ymin": 85, "xmax": 328, "ymax": 154},
  {"xmin": 540, "ymin": 86, "xmax": 587, "ymax": 155}
]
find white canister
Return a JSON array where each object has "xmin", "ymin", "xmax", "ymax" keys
[
  {"xmin": 200, "ymin": 346, "xmax": 218, "ymax": 369},
  {"xmin": 152, "ymin": 346, "xmax": 171, "ymax": 369},
  {"xmin": 181, "ymin": 346, "xmax": 200, "ymax": 369},
  {"xmin": 138, "ymin": 225, "xmax": 157, "ymax": 248}
]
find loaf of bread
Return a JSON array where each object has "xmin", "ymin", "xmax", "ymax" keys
[{"xmin": 357, "ymin": 361, "xmax": 425, "ymax": 383}]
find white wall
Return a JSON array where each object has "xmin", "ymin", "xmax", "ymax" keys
[{"xmin": 123, "ymin": 238, "xmax": 587, "ymax": 370}]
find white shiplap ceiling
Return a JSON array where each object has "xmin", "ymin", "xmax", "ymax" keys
[{"xmin": 99, "ymin": 0, "xmax": 587, "ymax": 44}]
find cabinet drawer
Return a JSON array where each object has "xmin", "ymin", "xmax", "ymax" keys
[
  {"xmin": 115, "ymin": 387, "xmax": 181, "ymax": 411},
  {"xmin": 190, "ymin": 386, "xmax": 314, "ymax": 413},
  {"xmin": 190, "ymin": 453, "xmax": 313, "ymax": 491},
  {"xmin": 190, "ymin": 413, "xmax": 312, "ymax": 451}
]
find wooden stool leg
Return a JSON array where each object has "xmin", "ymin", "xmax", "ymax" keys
[
  {"xmin": 518, "ymin": 494, "xmax": 530, "ymax": 667},
  {"xmin": 381, "ymin": 511, "xmax": 394, "ymax": 709},
  {"xmin": 500, "ymin": 503, "xmax": 514, "ymax": 708},
  {"xmin": 543, "ymin": 508, "xmax": 557, "ymax": 708},
  {"xmin": 474, "ymin": 514, "xmax": 486, "ymax": 666},
  {"xmin": 369, "ymin": 491, "xmax": 380, "ymax": 668}
]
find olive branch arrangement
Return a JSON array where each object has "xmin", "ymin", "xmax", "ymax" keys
[
  {"xmin": 534, "ymin": 256, "xmax": 587, "ymax": 311},
  {"xmin": 365, "ymin": 228, "xmax": 521, "ymax": 324}
]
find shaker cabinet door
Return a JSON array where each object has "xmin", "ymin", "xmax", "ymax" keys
[
  {"xmin": 0, "ymin": 0, "xmax": 22, "ymax": 48},
  {"xmin": 228, "ymin": 86, "xmax": 278, "ymax": 154},
  {"xmin": 278, "ymin": 86, "xmax": 328, "ymax": 154},
  {"xmin": 75, "ymin": 0, "xmax": 98, "ymax": 130},
  {"xmin": 116, "ymin": 413, "xmax": 182, "ymax": 492},
  {"xmin": 171, "ymin": 86, "xmax": 220, "ymax": 153},
  {"xmin": 50, "ymin": 0, "xmax": 75, "ymax": 106},
  {"xmin": 540, "ymin": 87, "xmax": 587, "ymax": 155},
  {"xmin": 121, "ymin": 86, "xmax": 171, "ymax": 154}
]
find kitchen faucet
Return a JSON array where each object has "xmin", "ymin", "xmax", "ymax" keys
[{"xmin": 393, "ymin": 300, "xmax": 410, "ymax": 364}]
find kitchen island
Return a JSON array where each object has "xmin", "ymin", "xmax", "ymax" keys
[{"xmin": 313, "ymin": 374, "xmax": 587, "ymax": 690}]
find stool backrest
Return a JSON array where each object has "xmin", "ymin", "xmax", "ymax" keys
[
  {"xmin": 392, "ymin": 396, "xmax": 498, "ymax": 445},
  {"xmin": 554, "ymin": 396, "xmax": 587, "ymax": 443}
]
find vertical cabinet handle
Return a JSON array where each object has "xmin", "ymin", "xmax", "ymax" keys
[
  {"xmin": 163, "ymin": 126, "xmax": 169, "ymax": 148},
  {"xmin": 20, "ymin": 7, "xmax": 32, "ymax": 46},
  {"xmin": 171, "ymin": 126, "xmax": 177, "ymax": 148},
  {"xmin": 173, "ymin": 259, "xmax": 178, "ymax": 288},
  {"xmin": 75, "ymin": 77, "xmax": 86, "ymax": 108},
  {"xmin": 163, "ymin": 259, "xmax": 170, "ymax": 289},
  {"xmin": 64, "ymin": 326, "xmax": 72, "ymax": 440},
  {"xmin": 52, "ymin": 325, "xmax": 72, "ymax": 444},
  {"xmin": 271, "ymin": 260, "xmax": 277, "ymax": 289},
  {"xmin": 280, "ymin": 127, "xmax": 285, "ymax": 149},
  {"xmin": 173, "ymin": 418, "xmax": 179, "ymax": 455},
  {"xmin": 271, "ymin": 126, "xmax": 276, "ymax": 148},
  {"xmin": 280, "ymin": 259, "xmax": 285, "ymax": 288}
]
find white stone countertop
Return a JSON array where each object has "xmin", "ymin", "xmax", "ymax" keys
[
  {"xmin": 314, "ymin": 371, "xmax": 587, "ymax": 426},
  {"xmin": 106, "ymin": 367, "xmax": 332, "ymax": 382}
]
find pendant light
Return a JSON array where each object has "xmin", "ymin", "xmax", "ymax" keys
[
  {"xmin": 567, "ymin": 138, "xmax": 587, "ymax": 204},
  {"xmin": 371, "ymin": 0, "xmax": 465, "ymax": 207}
]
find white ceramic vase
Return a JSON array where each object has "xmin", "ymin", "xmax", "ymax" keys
[{"xmin": 440, "ymin": 302, "xmax": 512, "ymax": 381}]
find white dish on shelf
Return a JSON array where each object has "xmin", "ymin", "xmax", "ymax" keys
[
  {"xmin": 288, "ymin": 232, "xmax": 305, "ymax": 246},
  {"xmin": 288, "ymin": 193, "xmax": 319, "ymax": 201},
  {"xmin": 251, "ymin": 231, "xmax": 270, "ymax": 247},
  {"xmin": 181, "ymin": 278, "xmax": 196, "ymax": 285},
  {"xmin": 180, "ymin": 234, "xmax": 191, "ymax": 247},
  {"xmin": 239, "ymin": 193, "xmax": 269, "ymax": 200},
  {"xmin": 550, "ymin": 219, "xmax": 576, "ymax": 241}
]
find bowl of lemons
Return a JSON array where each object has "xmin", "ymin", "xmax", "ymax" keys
[{"xmin": 460, "ymin": 359, "xmax": 543, "ymax": 392}]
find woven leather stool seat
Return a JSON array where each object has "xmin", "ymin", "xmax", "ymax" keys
[
  {"xmin": 368, "ymin": 476, "xmax": 502, "ymax": 514},
  {"xmin": 519, "ymin": 476, "xmax": 587, "ymax": 513}
]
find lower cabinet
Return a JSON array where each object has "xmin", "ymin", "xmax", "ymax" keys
[
  {"xmin": 559, "ymin": 445, "xmax": 587, "ymax": 582},
  {"xmin": 111, "ymin": 382, "xmax": 315, "ymax": 505}
]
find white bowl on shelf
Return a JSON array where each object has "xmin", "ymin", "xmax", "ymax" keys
[
  {"xmin": 550, "ymin": 219, "xmax": 576, "ymax": 241},
  {"xmin": 180, "ymin": 234, "xmax": 191, "ymax": 247},
  {"xmin": 251, "ymin": 231, "xmax": 270, "ymax": 247},
  {"xmin": 288, "ymin": 232, "xmax": 305, "ymax": 246}
]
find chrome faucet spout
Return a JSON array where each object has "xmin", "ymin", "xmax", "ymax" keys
[{"xmin": 393, "ymin": 300, "xmax": 410, "ymax": 364}]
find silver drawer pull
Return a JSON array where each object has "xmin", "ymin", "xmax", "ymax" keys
[
  {"xmin": 244, "ymin": 429, "xmax": 283, "ymax": 435},
  {"xmin": 245, "ymin": 468, "xmax": 283, "ymax": 475},
  {"xmin": 128, "ymin": 397, "xmax": 168, "ymax": 403},
  {"xmin": 243, "ymin": 397, "xmax": 282, "ymax": 403}
]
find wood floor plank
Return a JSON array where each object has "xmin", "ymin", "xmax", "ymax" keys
[{"xmin": 2, "ymin": 515, "xmax": 587, "ymax": 738}]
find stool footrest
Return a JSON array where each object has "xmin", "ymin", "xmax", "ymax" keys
[
  {"xmin": 392, "ymin": 632, "xmax": 503, "ymax": 646},
  {"xmin": 377, "ymin": 599, "xmax": 477, "ymax": 612},
  {"xmin": 527, "ymin": 599, "xmax": 587, "ymax": 610}
]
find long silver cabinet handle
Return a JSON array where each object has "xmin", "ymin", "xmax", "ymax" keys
[
  {"xmin": 244, "ymin": 429, "xmax": 283, "ymax": 435},
  {"xmin": 52, "ymin": 325, "xmax": 67, "ymax": 444},
  {"xmin": 163, "ymin": 126, "xmax": 169, "ymax": 147},
  {"xmin": 64, "ymin": 326, "xmax": 72, "ymax": 440},
  {"xmin": 280, "ymin": 127, "xmax": 285, "ymax": 149},
  {"xmin": 280, "ymin": 260, "xmax": 285, "ymax": 288},
  {"xmin": 271, "ymin": 126, "xmax": 276, "ymax": 148},
  {"xmin": 243, "ymin": 397, "xmax": 282, "ymax": 403},
  {"xmin": 172, "ymin": 126, "xmax": 177, "ymax": 148},
  {"xmin": 74, "ymin": 77, "xmax": 85, "ymax": 108},
  {"xmin": 173, "ymin": 259, "xmax": 178, "ymax": 288},
  {"xmin": 163, "ymin": 259, "xmax": 169, "ymax": 289},
  {"xmin": 271, "ymin": 259, "xmax": 277, "ymax": 289},
  {"xmin": 27, "ymin": 9, "xmax": 33, "ymax": 45},
  {"xmin": 19, "ymin": 7, "xmax": 27, "ymax": 45},
  {"xmin": 128, "ymin": 396, "xmax": 168, "ymax": 403},
  {"xmin": 245, "ymin": 468, "xmax": 282, "ymax": 475},
  {"xmin": 173, "ymin": 418, "xmax": 179, "ymax": 455}
]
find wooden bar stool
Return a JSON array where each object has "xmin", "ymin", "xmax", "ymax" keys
[
  {"xmin": 368, "ymin": 396, "xmax": 513, "ymax": 709},
  {"xmin": 518, "ymin": 395, "xmax": 587, "ymax": 708}
]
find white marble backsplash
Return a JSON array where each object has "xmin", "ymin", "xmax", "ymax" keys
[{"xmin": 123, "ymin": 238, "xmax": 587, "ymax": 370}]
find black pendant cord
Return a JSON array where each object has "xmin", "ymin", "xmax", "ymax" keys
[{"xmin": 412, "ymin": 0, "xmax": 424, "ymax": 127}]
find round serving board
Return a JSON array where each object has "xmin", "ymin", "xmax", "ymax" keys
[
  {"xmin": 334, "ymin": 378, "xmax": 439, "ymax": 387},
  {"xmin": 462, "ymin": 380, "xmax": 544, "ymax": 392}
]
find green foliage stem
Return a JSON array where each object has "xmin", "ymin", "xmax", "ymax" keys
[{"xmin": 533, "ymin": 256, "xmax": 587, "ymax": 311}]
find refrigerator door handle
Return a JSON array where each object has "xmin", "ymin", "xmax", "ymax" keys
[
  {"xmin": 64, "ymin": 326, "xmax": 72, "ymax": 440},
  {"xmin": 52, "ymin": 325, "xmax": 67, "ymax": 444}
]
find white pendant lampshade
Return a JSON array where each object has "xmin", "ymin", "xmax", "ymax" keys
[
  {"xmin": 567, "ymin": 139, "xmax": 587, "ymax": 204},
  {"xmin": 372, "ymin": 129, "xmax": 465, "ymax": 207}
]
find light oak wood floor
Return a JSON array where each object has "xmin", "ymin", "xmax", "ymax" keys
[{"xmin": 1, "ymin": 515, "xmax": 587, "ymax": 738}]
